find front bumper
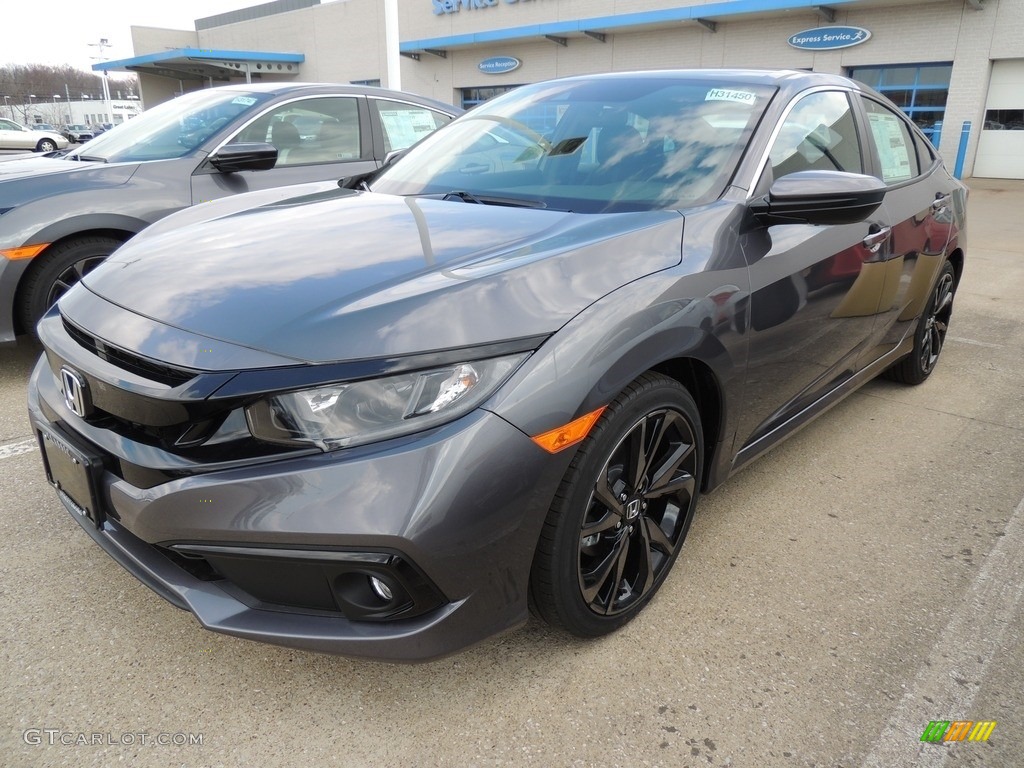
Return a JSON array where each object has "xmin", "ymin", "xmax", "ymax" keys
[{"xmin": 28, "ymin": 356, "xmax": 572, "ymax": 662}]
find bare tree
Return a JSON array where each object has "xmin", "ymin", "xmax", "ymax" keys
[{"xmin": 0, "ymin": 63, "xmax": 136, "ymax": 123}]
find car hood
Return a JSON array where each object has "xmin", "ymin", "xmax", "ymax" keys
[
  {"xmin": 80, "ymin": 190, "xmax": 684, "ymax": 364},
  {"xmin": 0, "ymin": 155, "xmax": 74, "ymax": 178},
  {"xmin": 0, "ymin": 156, "xmax": 137, "ymax": 204}
]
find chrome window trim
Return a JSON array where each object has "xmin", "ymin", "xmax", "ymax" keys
[
  {"xmin": 744, "ymin": 85, "xmax": 859, "ymax": 201},
  {"xmin": 208, "ymin": 93, "xmax": 457, "ymax": 159},
  {"xmin": 208, "ymin": 93, "xmax": 365, "ymax": 158}
]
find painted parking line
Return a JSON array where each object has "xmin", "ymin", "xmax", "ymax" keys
[
  {"xmin": 0, "ymin": 438, "xmax": 37, "ymax": 460},
  {"xmin": 947, "ymin": 336, "xmax": 1004, "ymax": 349},
  {"xmin": 862, "ymin": 491, "xmax": 1024, "ymax": 766}
]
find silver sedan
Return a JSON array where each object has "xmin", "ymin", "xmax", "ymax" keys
[{"xmin": 0, "ymin": 118, "xmax": 69, "ymax": 152}]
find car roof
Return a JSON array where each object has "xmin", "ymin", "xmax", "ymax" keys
[
  {"xmin": 551, "ymin": 68, "xmax": 868, "ymax": 95},
  {"xmin": 205, "ymin": 82, "xmax": 461, "ymax": 113}
]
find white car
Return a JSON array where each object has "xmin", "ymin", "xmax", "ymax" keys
[{"xmin": 0, "ymin": 119, "xmax": 69, "ymax": 152}]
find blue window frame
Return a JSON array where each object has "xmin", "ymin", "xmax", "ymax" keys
[
  {"xmin": 461, "ymin": 86, "xmax": 522, "ymax": 110},
  {"xmin": 848, "ymin": 63, "xmax": 952, "ymax": 144}
]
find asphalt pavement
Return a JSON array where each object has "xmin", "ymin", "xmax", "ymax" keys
[{"xmin": 0, "ymin": 179, "xmax": 1021, "ymax": 767}]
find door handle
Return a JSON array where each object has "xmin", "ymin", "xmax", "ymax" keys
[
  {"xmin": 862, "ymin": 226, "xmax": 892, "ymax": 253},
  {"xmin": 932, "ymin": 194, "xmax": 952, "ymax": 212}
]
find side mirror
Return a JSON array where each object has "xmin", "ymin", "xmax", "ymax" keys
[
  {"xmin": 382, "ymin": 148, "xmax": 408, "ymax": 168},
  {"xmin": 750, "ymin": 170, "xmax": 886, "ymax": 226},
  {"xmin": 339, "ymin": 148, "xmax": 408, "ymax": 190},
  {"xmin": 208, "ymin": 143, "xmax": 279, "ymax": 173}
]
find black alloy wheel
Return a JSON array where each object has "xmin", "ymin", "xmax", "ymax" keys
[
  {"xmin": 919, "ymin": 265, "xmax": 956, "ymax": 374},
  {"xmin": 885, "ymin": 260, "xmax": 957, "ymax": 385},
  {"xmin": 18, "ymin": 235, "xmax": 122, "ymax": 336},
  {"xmin": 530, "ymin": 373, "xmax": 703, "ymax": 637},
  {"xmin": 44, "ymin": 254, "xmax": 108, "ymax": 308}
]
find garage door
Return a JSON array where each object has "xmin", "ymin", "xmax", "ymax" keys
[{"xmin": 974, "ymin": 59, "xmax": 1024, "ymax": 179}]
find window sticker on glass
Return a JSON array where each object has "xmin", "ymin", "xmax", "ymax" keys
[
  {"xmin": 231, "ymin": 96, "xmax": 258, "ymax": 106},
  {"xmin": 868, "ymin": 112, "xmax": 912, "ymax": 182},
  {"xmin": 380, "ymin": 109, "xmax": 438, "ymax": 151},
  {"xmin": 705, "ymin": 88, "xmax": 757, "ymax": 105}
]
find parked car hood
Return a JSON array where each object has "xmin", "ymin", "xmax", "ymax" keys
[
  {"xmin": 0, "ymin": 155, "xmax": 76, "ymax": 178},
  {"xmin": 0, "ymin": 157, "xmax": 137, "ymax": 205},
  {"xmin": 80, "ymin": 190, "xmax": 684, "ymax": 364}
]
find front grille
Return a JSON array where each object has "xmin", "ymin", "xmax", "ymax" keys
[
  {"xmin": 62, "ymin": 317, "xmax": 196, "ymax": 388},
  {"xmin": 46, "ymin": 314, "xmax": 316, "ymax": 485}
]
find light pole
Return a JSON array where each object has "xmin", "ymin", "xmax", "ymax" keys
[
  {"xmin": 53, "ymin": 94, "xmax": 60, "ymax": 125},
  {"xmin": 89, "ymin": 38, "xmax": 113, "ymax": 126}
]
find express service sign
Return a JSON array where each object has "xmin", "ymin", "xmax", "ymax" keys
[{"xmin": 788, "ymin": 26, "xmax": 871, "ymax": 50}]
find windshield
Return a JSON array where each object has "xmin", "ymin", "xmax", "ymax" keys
[
  {"xmin": 371, "ymin": 77, "xmax": 776, "ymax": 213},
  {"xmin": 69, "ymin": 89, "xmax": 273, "ymax": 163}
]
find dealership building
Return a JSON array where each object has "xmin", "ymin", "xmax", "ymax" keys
[{"xmin": 99, "ymin": 0, "xmax": 1024, "ymax": 178}]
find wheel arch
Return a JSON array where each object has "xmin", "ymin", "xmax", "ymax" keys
[
  {"xmin": 12, "ymin": 223, "xmax": 139, "ymax": 335},
  {"xmin": 565, "ymin": 330, "xmax": 734, "ymax": 495},
  {"xmin": 946, "ymin": 247, "xmax": 965, "ymax": 289},
  {"xmin": 649, "ymin": 357, "xmax": 724, "ymax": 493},
  {"xmin": 27, "ymin": 213, "xmax": 147, "ymax": 249}
]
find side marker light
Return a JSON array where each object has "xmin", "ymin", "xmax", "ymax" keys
[{"xmin": 531, "ymin": 406, "xmax": 607, "ymax": 454}]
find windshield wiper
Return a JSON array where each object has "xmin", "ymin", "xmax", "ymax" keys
[
  {"xmin": 444, "ymin": 190, "xmax": 484, "ymax": 204},
  {"xmin": 74, "ymin": 155, "xmax": 107, "ymax": 163},
  {"xmin": 442, "ymin": 191, "xmax": 548, "ymax": 209}
]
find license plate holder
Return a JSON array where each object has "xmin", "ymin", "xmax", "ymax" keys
[{"xmin": 37, "ymin": 425, "xmax": 104, "ymax": 527}]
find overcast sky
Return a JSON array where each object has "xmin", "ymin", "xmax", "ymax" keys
[{"xmin": 2, "ymin": 1, "xmax": 266, "ymax": 72}]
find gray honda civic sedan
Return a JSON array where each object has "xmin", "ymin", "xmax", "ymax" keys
[
  {"xmin": 28, "ymin": 70, "xmax": 966, "ymax": 661},
  {"xmin": 0, "ymin": 83, "xmax": 458, "ymax": 343}
]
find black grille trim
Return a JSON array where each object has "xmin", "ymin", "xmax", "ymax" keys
[{"xmin": 62, "ymin": 317, "xmax": 197, "ymax": 388}]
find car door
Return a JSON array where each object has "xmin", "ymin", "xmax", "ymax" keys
[
  {"xmin": 737, "ymin": 88, "xmax": 889, "ymax": 451},
  {"xmin": 855, "ymin": 95, "xmax": 957, "ymax": 361},
  {"xmin": 190, "ymin": 95, "xmax": 379, "ymax": 204}
]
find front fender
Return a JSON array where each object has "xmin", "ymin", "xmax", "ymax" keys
[
  {"xmin": 29, "ymin": 212, "xmax": 150, "ymax": 247},
  {"xmin": 485, "ymin": 268, "xmax": 749, "ymax": 449}
]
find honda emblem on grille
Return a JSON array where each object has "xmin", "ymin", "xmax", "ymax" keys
[{"xmin": 60, "ymin": 366, "xmax": 90, "ymax": 418}]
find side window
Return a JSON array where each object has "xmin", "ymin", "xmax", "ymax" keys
[
  {"xmin": 767, "ymin": 91, "xmax": 863, "ymax": 182},
  {"xmin": 861, "ymin": 98, "xmax": 920, "ymax": 184},
  {"xmin": 229, "ymin": 97, "xmax": 362, "ymax": 167},
  {"xmin": 374, "ymin": 100, "xmax": 453, "ymax": 154}
]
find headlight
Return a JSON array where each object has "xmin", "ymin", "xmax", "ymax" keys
[{"xmin": 245, "ymin": 354, "xmax": 527, "ymax": 450}]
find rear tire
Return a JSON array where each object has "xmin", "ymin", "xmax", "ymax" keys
[
  {"xmin": 529, "ymin": 373, "xmax": 703, "ymax": 638},
  {"xmin": 883, "ymin": 260, "xmax": 957, "ymax": 385},
  {"xmin": 17, "ymin": 236, "xmax": 121, "ymax": 335}
]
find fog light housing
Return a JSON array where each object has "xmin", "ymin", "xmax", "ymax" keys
[
  {"xmin": 333, "ymin": 569, "xmax": 413, "ymax": 618},
  {"xmin": 167, "ymin": 544, "xmax": 446, "ymax": 621}
]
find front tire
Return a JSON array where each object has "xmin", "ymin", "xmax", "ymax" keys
[
  {"xmin": 17, "ymin": 236, "xmax": 121, "ymax": 335},
  {"xmin": 35, "ymin": 138, "xmax": 57, "ymax": 152},
  {"xmin": 530, "ymin": 373, "xmax": 703, "ymax": 637},
  {"xmin": 884, "ymin": 260, "xmax": 957, "ymax": 385}
]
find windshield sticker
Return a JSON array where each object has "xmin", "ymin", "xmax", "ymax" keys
[
  {"xmin": 231, "ymin": 96, "xmax": 258, "ymax": 106},
  {"xmin": 705, "ymin": 89, "xmax": 757, "ymax": 105}
]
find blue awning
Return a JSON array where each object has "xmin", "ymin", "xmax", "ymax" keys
[{"xmin": 93, "ymin": 47, "xmax": 304, "ymax": 82}]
